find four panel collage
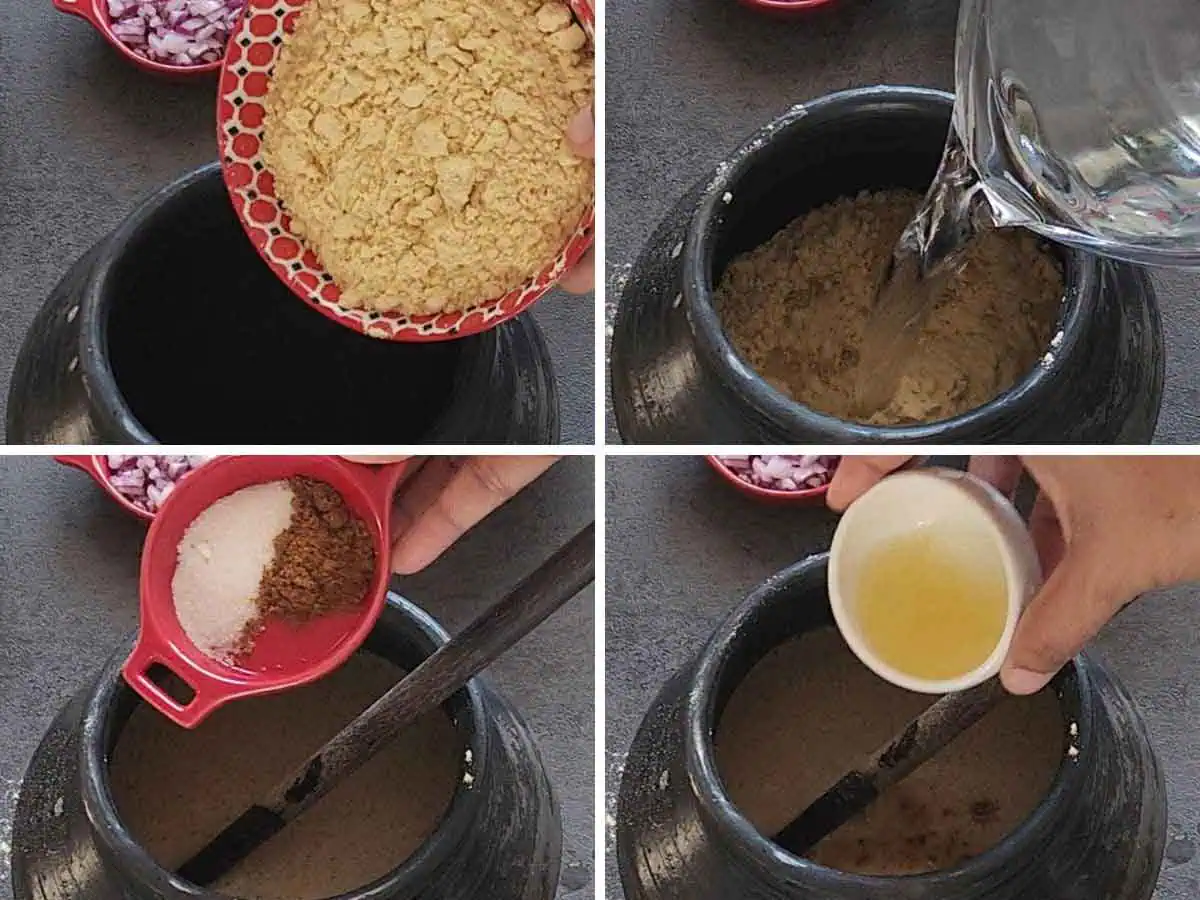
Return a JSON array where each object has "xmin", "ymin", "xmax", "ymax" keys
[{"xmin": 1, "ymin": 2, "xmax": 1198, "ymax": 900}]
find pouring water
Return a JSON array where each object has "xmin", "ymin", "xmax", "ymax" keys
[
  {"xmin": 852, "ymin": 135, "xmax": 991, "ymax": 417},
  {"xmin": 853, "ymin": 0, "xmax": 1200, "ymax": 417}
]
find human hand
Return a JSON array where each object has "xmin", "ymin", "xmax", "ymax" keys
[
  {"xmin": 344, "ymin": 456, "xmax": 560, "ymax": 574},
  {"xmin": 828, "ymin": 456, "xmax": 1200, "ymax": 695},
  {"xmin": 559, "ymin": 105, "xmax": 595, "ymax": 295}
]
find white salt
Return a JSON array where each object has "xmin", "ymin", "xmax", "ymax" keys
[{"xmin": 172, "ymin": 481, "xmax": 296, "ymax": 661}]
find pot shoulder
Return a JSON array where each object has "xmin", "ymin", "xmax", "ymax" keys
[
  {"xmin": 1036, "ymin": 653, "xmax": 1167, "ymax": 900},
  {"xmin": 7, "ymin": 241, "xmax": 106, "ymax": 444},
  {"xmin": 615, "ymin": 666, "xmax": 722, "ymax": 900},
  {"xmin": 428, "ymin": 680, "xmax": 564, "ymax": 900},
  {"xmin": 12, "ymin": 684, "xmax": 128, "ymax": 900},
  {"xmin": 610, "ymin": 184, "xmax": 755, "ymax": 443},
  {"xmin": 463, "ymin": 315, "xmax": 561, "ymax": 445}
]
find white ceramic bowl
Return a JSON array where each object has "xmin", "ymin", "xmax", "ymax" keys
[{"xmin": 828, "ymin": 467, "xmax": 1041, "ymax": 694}]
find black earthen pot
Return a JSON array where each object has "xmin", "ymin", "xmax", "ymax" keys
[
  {"xmin": 616, "ymin": 554, "xmax": 1167, "ymax": 900},
  {"xmin": 610, "ymin": 86, "xmax": 1164, "ymax": 443},
  {"xmin": 12, "ymin": 594, "xmax": 562, "ymax": 900},
  {"xmin": 7, "ymin": 164, "xmax": 558, "ymax": 444}
]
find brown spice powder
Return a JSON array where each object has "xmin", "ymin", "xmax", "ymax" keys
[
  {"xmin": 255, "ymin": 477, "xmax": 376, "ymax": 623},
  {"xmin": 716, "ymin": 190, "xmax": 1064, "ymax": 425}
]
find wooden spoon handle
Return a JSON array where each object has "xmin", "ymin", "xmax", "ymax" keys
[
  {"xmin": 773, "ymin": 678, "xmax": 1007, "ymax": 856},
  {"xmin": 178, "ymin": 522, "xmax": 595, "ymax": 886}
]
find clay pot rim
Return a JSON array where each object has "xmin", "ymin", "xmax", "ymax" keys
[
  {"xmin": 682, "ymin": 84, "xmax": 1093, "ymax": 441},
  {"xmin": 77, "ymin": 594, "xmax": 489, "ymax": 898},
  {"xmin": 685, "ymin": 552, "xmax": 1095, "ymax": 887}
]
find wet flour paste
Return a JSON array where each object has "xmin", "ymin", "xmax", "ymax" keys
[
  {"xmin": 110, "ymin": 654, "xmax": 461, "ymax": 900},
  {"xmin": 715, "ymin": 629, "xmax": 1063, "ymax": 874},
  {"xmin": 716, "ymin": 191, "xmax": 1062, "ymax": 425}
]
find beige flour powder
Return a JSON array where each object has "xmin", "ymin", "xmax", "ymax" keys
[
  {"xmin": 716, "ymin": 191, "xmax": 1063, "ymax": 425},
  {"xmin": 714, "ymin": 629, "xmax": 1063, "ymax": 875},
  {"xmin": 110, "ymin": 653, "xmax": 460, "ymax": 900},
  {"xmin": 262, "ymin": 0, "xmax": 593, "ymax": 314}
]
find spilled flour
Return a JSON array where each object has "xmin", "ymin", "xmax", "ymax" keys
[
  {"xmin": 110, "ymin": 654, "xmax": 460, "ymax": 900},
  {"xmin": 716, "ymin": 191, "xmax": 1063, "ymax": 425},
  {"xmin": 715, "ymin": 629, "xmax": 1063, "ymax": 874}
]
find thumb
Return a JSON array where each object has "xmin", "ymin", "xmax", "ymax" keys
[
  {"xmin": 826, "ymin": 456, "xmax": 913, "ymax": 512},
  {"xmin": 558, "ymin": 248, "xmax": 594, "ymax": 294},
  {"xmin": 1001, "ymin": 548, "xmax": 1132, "ymax": 695},
  {"xmin": 566, "ymin": 106, "xmax": 594, "ymax": 158}
]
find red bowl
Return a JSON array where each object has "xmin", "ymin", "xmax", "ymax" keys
[
  {"xmin": 51, "ymin": 0, "xmax": 228, "ymax": 78},
  {"xmin": 705, "ymin": 456, "xmax": 834, "ymax": 506},
  {"xmin": 217, "ymin": 0, "xmax": 595, "ymax": 342},
  {"xmin": 737, "ymin": 0, "xmax": 838, "ymax": 15}
]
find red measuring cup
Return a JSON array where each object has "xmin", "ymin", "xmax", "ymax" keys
[{"xmin": 125, "ymin": 455, "xmax": 410, "ymax": 728}]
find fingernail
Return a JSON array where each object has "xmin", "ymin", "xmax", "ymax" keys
[
  {"xmin": 389, "ymin": 546, "xmax": 420, "ymax": 576},
  {"xmin": 1002, "ymin": 666, "xmax": 1052, "ymax": 695},
  {"xmin": 567, "ymin": 106, "xmax": 593, "ymax": 146}
]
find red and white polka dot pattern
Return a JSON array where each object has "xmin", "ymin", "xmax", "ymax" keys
[{"xmin": 217, "ymin": 0, "xmax": 595, "ymax": 342}]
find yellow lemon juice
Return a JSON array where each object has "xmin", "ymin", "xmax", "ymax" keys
[{"xmin": 854, "ymin": 528, "xmax": 1008, "ymax": 680}]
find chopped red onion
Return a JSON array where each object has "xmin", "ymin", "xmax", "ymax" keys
[
  {"xmin": 715, "ymin": 455, "xmax": 840, "ymax": 492},
  {"xmin": 105, "ymin": 0, "xmax": 247, "ymax": 67},
  {"xmin": 101, "ymin": 455, "xmax": 210, "ymax": 513}
]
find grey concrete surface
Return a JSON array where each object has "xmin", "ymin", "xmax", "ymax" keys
[
  {"xmin": 603, "ymin": 0, "xmax": 1200, "ymax": 443},
  {"xmin": 0, "ymin": 8, "xmax": 594, "ymax": 445},
  {"xmin": 0, "ymin": 455, "xmax": 595, "ymax": 900},
  {"xmin": 605, "ymin": 456, "xmax": 1200, "ymax": 899}
]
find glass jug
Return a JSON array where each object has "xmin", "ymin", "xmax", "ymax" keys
[{"xmin": 954, "ymin": 0, "xmax": 1200, "ymax": 267}]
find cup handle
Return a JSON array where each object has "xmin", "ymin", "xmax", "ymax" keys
[{"xmin": 122, "ymin": 639, "xmax": 225, "ymax": 729}]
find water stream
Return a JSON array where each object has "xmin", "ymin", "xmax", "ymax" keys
[{"xmin": 851, "ymin": 130, "xmax": 993, "ymax": 418}]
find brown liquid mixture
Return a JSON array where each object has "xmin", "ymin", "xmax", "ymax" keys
[
  {"xmin": 715, "ymin": 191, "xmax": 1063, "ymax": 425},
  {"xmin": 110, "ymin": 654, "xmax": 461, "ymax": 900},
  {"xmin": 715, "ymin": 629, "xmax": 1063, "ymax": 875}
]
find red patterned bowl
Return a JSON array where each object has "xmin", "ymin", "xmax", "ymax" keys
[
  {"xmin": 217, "ymin": 0, "xmax": 595, "ymax": 342},
  {"xmin": 52, "ymin": 0, "xmax": 228, "ymax": 77}
]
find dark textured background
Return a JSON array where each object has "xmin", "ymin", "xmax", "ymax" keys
[
  {"xmin": 602, "ymin": 0, "xmax": 1200, "ymax": 442},
  {"xmin": 0, "ymin": 455, "xmax": 595, "ymax": 900},
  {"xmin": 0, "ymin": 8, "xmax": 594, "ymax": 445},
  {"xmin": 605, "ymin": 456, "xmax": 1200, "ymax": 899}
]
